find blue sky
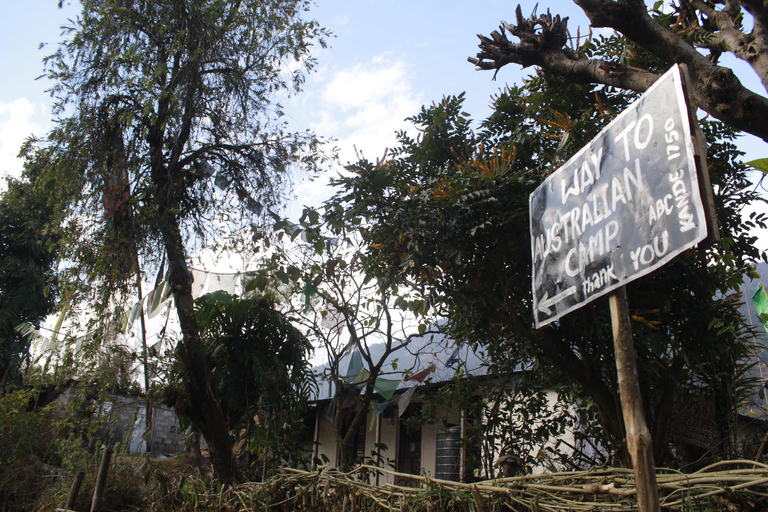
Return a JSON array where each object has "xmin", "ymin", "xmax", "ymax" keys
[
  {"xmin": 0, "ymin": 1, "xmax": 595, "ymax": 185},
  {"xmin": 0, "ymin": 0, "xmax": 765, "ymax": 230}
]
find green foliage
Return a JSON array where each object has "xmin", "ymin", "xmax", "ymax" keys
[
  {"xmin": 33, "ymin": 0, "xmax": 330, "ymax": 483},
  {"xmin": 0, "ymin": 389, "xmax": 67, "ymax": 512},
  {"xmin": 746, "ymin": 159, "xmax": 768, "ymax": 175},
  {"xmin": 327, "ymin": 35, "xmax": 765, "ymax": 467},
  {"xmin": 196, "ymin": 292, "xmax": 315, "ymax": 421},
  {"xmin": 168, "ymin": 292, "xmax": 316, "ymax": 475},
  {"xmin": 258, "ymin": 209, "xmax": 440, "ymax": 471},
  {"xmin": 53, "ymin": 433, "xmax": 93, "ymax": 475},
  {"xmin": 419, "ymin": 364, "xmax": 575, "ymax": 477},
  {"xmin": 33, "ymin": 0, "xmax": 330, "ymax": 315},
  {"xmin": 0, "ymin": 176, "xmax": 59, "ymax": 388}
]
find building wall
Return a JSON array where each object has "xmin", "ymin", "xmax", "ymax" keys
[
  {"xmin": 311, "ymin": 400, "xmax": 462, "ymax": 484},
  {"xmin": 313, "ymin": 405, "xmax": 338, "ymax": 465},
  {"xmin": 148, "ymin": 404, "xmax": 189, "ymax": 455},
  {"xmin": 370, "ymin": 409, "xmax": 398, "ymax": 484},
  {"xmin": 311, "ymin": 388, "xmax": 575, "ymax": 484},
  {"xmin": 421, "ymin": 420, "xmax": 440, "ymax": 478},
  {"xmin": 55, "ymin": 385, "xmax": 188, "ymax": 455}
]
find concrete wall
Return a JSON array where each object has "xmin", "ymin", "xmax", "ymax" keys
[
  {"xmin": 148, "ymin": 404, "xmax": 188, "ymax": 455},
  {"xmin": 56, "ymin": 385, "xmax": 189, "ymax": 455}
]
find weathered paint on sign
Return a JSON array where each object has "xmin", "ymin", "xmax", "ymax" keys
[{"xmin": 530, "ymin": 65, "xmax": 707, "ymax": 328}]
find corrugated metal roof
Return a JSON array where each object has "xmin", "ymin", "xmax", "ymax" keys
[{"xmin": 310, "ymin": 326, "xmax": 489, "ymax": 401}]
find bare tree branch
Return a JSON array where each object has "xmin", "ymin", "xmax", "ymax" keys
[{"xmin": 469, "ymin": 1, "xmax": 768, "ymax": 143}]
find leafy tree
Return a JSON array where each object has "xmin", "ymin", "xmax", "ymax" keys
[
  {"xmin": 327, "ymin": 59, "xmax": 766, "ymax": 467},
  {"xmin": 416, "ymin": 356, "xmax": 577, "ymax": 478},
  {"xmin": 469, "ymin": 1, "xmax": 768, "ymax": 143},
  {"xmin": 0, "ymin": 175, "xmax": 59, "ymax": 389},
  {"xmin": 251, "ymin": 212, "xmax": 437, "ymax": 470},
  {"xmin": 166, "ymin": 292, "xmax": 315, "ymax": 478},
  {"xmin": 33, "ymin": 0, "xmax": 329, "ymax": 483}
]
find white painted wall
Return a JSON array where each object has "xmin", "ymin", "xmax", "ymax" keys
[{"xmin": 311, "ymin": 401, "xmax": 464, "ymax": 484}]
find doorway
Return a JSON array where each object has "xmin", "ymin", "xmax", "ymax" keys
[{"xmin": 397, "ymin": 405, "xmax": 422, "ymax": 478}]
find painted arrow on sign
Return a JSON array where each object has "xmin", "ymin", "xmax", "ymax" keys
[{"xmin": 537, "ymin": 287, "xmax": 578, "ymax": 315}]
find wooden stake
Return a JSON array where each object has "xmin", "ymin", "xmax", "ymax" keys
[
  {"xmin": 90, "ymin": 445, "xmax": 112, "ymax": 512},
  {"xmin": 64, "ymin": 470, "xmax": 85, "ymax": 511},
  {"xmin": 608, "ymin": 286, "xmax": 660, "ymax": 512}
]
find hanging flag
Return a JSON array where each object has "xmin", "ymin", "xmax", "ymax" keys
[
  {"xmin": 207, "ymin": 273, "xmax": 238, "ymax": 294},
  {"xmin": 326, "ymin": 396, "xmax": 338, "ymax": 420},
  {"xmin": 148, "ymin": 300, "xmax": 169, "ymax": 320},
  {"xmin": 345, "ymin": 349, "xmax": 364, "ymax": 383},
  {"xmin": 445, "ymin": 348, "xmax": 459, "ymax": 368},
  {"xmin": 121, "ymin": 303, "xmax": 140, "ymax": 333},
  {"xmin": 340, "ymin": 384, "xmax": 359, "ymax": 410},
  {"xmin": 338, "ymin": 338, "xmax": 356, "ymax": 358},
  {"xmin": 370, "ymin": 400, "xmax": 392, "ymax": 431},
  {"xmin": 191, "ymin": 269, "xmax": 209, "ymax": 299},
  {"xmin": 753, "ymin": 282, "xmax": 768, "ymax": 333},
  {"xmin": 243, "ymin": 196, "xmax": 263, "ymax": 215},
  {"xmin": 350, "ymin": 368, "xmax": 370, "ymax": 387},
  {"xmin": 214, "ymin": 172, "xmax": 230, "ymax": 190},
  {"xmin": 374, "ymin": 400, "xmax": 392, "ymax": 416},
  {"xmin": 398, "ymin": 385, "xmax": 419, "ymax": 417},
  {"xmin": 321, "ymin": 303, "xmax": 345, "ymax": 334},
  {"xmin": 303, "ymin": 283, "xmax": 318, "ymax": 312},
  {"xmin": 147, "ymin": 282, "xmax": 171, "ymax": 319},
  {"xmin": 405, "ymin": 363, "xmax": 436, "ymax": 384},
  {"xmin": 373, "ymin": 378, "xmax": 401, "ymax": 400},
  {"xmin": 103, "ymin": 179, "xmax": 130, "ymax": 219},
  {"xmin": 145, "ymin": 285, "xmax": 157, "ymax": 313},
  {"xmin": 32, "ymin": 335, "xmax": 45, "ymax": 351},
  {"xmin": 15, "ymin": 322, "xmax": 37, "ymax": 338},
  {"xmin": 340, "ymin": 393, "xmax": 357, "ymax": 411},
  {"xmin": 50, "ymin": 305, "xmax": 69, "ymax": 348},
  {"xmin": 102, "ymin": 121, "xmax": 130, "ymax": 220}
]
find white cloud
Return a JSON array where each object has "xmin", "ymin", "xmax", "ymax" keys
[
  {"xmin": 0, "ymin": 98, "xmax": 47, "ymax": 181},
  {"xmin": 285, "ymin": 54, "xmax": 424, "ymax": 219},
  {"xmin": 304, "ymin": 54, "xmax": 423, "ymax": 165}
]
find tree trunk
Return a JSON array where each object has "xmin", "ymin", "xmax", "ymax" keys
[
  {"xmin": 336, "ymin": 382, "xmax": 376, "ymax": 471},
  {"xmin": 159, "ymin": 212, "xmax": 240, "ymax": 484}
]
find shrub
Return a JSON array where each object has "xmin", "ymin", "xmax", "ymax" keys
[{"xmin": 0, "ymin": 389, "xmax": 64, "ymax": 512}]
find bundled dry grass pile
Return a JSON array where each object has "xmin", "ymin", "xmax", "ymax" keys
[{"xmin": 176, "ymin": 460, "xmax": 768, "ymax": 512}]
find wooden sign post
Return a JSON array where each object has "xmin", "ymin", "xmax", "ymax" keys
[
  {"xmin": 609, "ymin": 286, "xmax": 660, "ymax": 511},
  {"xmin": 529, "ymin": 64, "xmax": 716, "ymax": 512}
]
